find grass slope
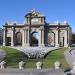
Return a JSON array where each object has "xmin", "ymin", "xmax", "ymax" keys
[
  {"xmin": 42, "ymin": 48, "xmax": 68, "ymax": 69},
  {"xmin": 1, "ymin": 46, "xmax": 68, "ymax": 69},
  {"xmin": 2, "ymin": 46, "xmax": 28, "ymax": 68}
]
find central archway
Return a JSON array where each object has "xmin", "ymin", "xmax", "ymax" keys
[{"xmin": 31, "ymin": 32, "xmax": 39, "ymax": 46}]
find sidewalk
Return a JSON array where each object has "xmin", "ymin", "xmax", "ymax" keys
[{"xmin": 0, "ymin": 68, "xmax": 66, "ymax": 75}]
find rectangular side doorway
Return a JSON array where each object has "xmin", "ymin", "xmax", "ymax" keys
[{"xmin": 6, "ymin": 37, "xmax": 11, "ymax": 46}]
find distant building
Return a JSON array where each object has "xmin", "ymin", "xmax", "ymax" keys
[{"xmin": 3, "ymin": 9, "xmax": 72, "ymax": 47}]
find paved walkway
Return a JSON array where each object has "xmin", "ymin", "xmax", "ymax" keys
[
  {"xmin": 64, "ymin": 47, "xmax": 75, "ymax": 68},
  {"xmin": 0, "ymin": 68, "xmax": 66, "ymax": 75},
  {"xmin": 0, "ymin": 49, "xmax": 6, "ymax": 62}
]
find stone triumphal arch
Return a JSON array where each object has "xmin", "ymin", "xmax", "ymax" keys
[{"xmin": 3, "ymin": 9, "xmax": 72, "ymax": 47}]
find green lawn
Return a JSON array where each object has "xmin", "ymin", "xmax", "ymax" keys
[
  {"xmin": 2, "ymin": 46, "xmax": 28, "ymax": 68},
  {"xmin": 1, "ymin": 46, "xmax": 68, "ymax": 69},
  {"xmin": 42, "ymin": 48, "xmax": 68, "ymax": 69}
]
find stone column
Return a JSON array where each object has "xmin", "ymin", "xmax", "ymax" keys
[
  {"xmin": 24, "ymin": 29, "xmax": 28, "ymax": 46},
  {"xmin": 11, "ymin": 27, "xmax": 14, "ymax": 46},
  {"xmin": 64, "ymin": 30, "xmax": 68, "ymax": 47},
  {"xmin": 39, "ymin": 29, "xmax": 44, "ymax": 47},
  {"xmin": 22, "ymin": 29, "xmax": 25, "ymax": 46},
  {"xmin": 25, "ymin": 29, "xmax": 30, "ymax": 46},
  {"xmin": 22, "ymin": 29, "xmax": 30, "ymax": 47},
  {"xmin": 55, "ymin": 30, "xmax": 59, "ymax": 47},
  {"xmin": 26, "ymin": 29, "xmax": 30, "ymax": 46},
  {"xmin": 41, "ymin": 30, "xmax": 44, "ymax": 46},
  {"xmin": 39, "ymin": 30, "xmax": 41, "ymax": 47},
  {"xmin": 3, "ymin": 27, "xmax": 6, "ymax": 46}
]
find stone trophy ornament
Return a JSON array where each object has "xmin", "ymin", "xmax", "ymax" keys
[
  {"xmin": 18, "ymin": 61, "xmax": 25, "ymax": 70},
  {"xmin": 70, "ymin": 62, "xmax": 75, "ymax": 74},
  {"xmin": 54, "ymin": 61, "xmax": 60, "ymax": 69},
  {"xmin": 0, "ymin": 61, "xmax": 6, "ymax": 69},
  {"xmin": 36, "ymin": 61, "xmax": 42, "ymax": 69}
]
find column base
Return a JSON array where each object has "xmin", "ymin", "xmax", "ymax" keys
[
  {"xmin": 64, "ymin": 44, "xmax": 68, "ymax": 47},
  {"xmin": 11, "ymin": 43, "xmax": 14, "ymax": 46},
  {"xmin": 55, "ymin": 44, "xmax": 59, "ymax": 47},
  {"xmin": 3, "ymin": 43, "xmax": 5, "ymax": 46},
  {"xmin": 22, "ymin": 43, "xmax": 30, "ymax": 47},
  {"xmin": 39, "ymin": 44, "xmax": 45, "ymax": 47},
  {"xmin": 11, "ymin": 44, "xmax": 14, "ymax": 46}
]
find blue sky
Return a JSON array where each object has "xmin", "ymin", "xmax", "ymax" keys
[{"xmin": 0, "ymin": 0, "xmax": 75, "ymax": 32}]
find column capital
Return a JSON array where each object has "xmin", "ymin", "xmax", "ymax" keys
[
  {"xmin": 56, "ymin": 27, "xmax": 60, "ymax": 31},
  {"xmin": 64, "ymin": 28, "xmax": 68, "ymax": 31},
  {"xmin": 23, "ymin": 28, "xmax": 29, "ymax": 31},
  {"xmin": 39, "ymin": 28, "xmax": 44, "ymax": 31},
  {"xmin": 39, "ymin": 26, "xmax": 44, "ymax": 30},
  {"xmin": 22, "ymin": 28, "xmax": 25, "ymax": 31}
]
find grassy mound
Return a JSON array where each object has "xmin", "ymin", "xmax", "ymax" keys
[{"xmin": 1, "ymin": 46, "xmax": 68, "ymax": 69}]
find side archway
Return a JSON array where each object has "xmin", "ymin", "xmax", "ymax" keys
[{"xmin": 48, "ymin": 32, "xmax": 55, "ymax": 47}]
